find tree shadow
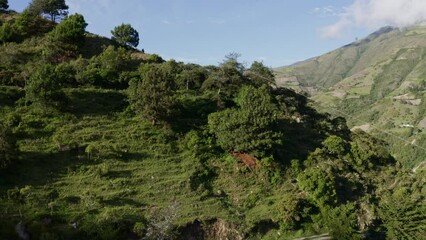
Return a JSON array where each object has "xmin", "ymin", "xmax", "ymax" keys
[
  {"xmin": 250, "ymin": 219, "xmax": 280, "ymax": 236},
  {"xmin": 81, "ymin": 34, "xmax": 118, "ymax": 58},
  {"xmin": 102, "ymin": 198, "xmax": 145, "ymax": 207},
  {"xmin": 0, "ymin": 150, "xmax": 95, "ymax": 192},
  {"xmin": 170, "ymin": 94, "xmax": 217, "ymax": 134},
  {"xmin": 0, "ymin": 86, "xmax": 24, "ymax": 108},
  {"xmin": 65, "ymin": 89, "xmax": 127, "ymax": 117},
  {"xmin": 277, "ymin": 120, "xmax": 326, "ymax": 164}
]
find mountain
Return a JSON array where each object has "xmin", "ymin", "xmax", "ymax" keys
[
  {"xmin": 1, "ymin": 9, "xmax": 425, "ymax": 239},
  {"xmin": 276, "ymin": 25, "xmax": 426, "ymax": 169}
]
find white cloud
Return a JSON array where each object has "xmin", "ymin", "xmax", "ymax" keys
[
  {"xmin": 310, "ymin": 6, "xmax": 341, "ymax": 17},
  {"xmin": 320, "ymin": 18, "xmax": 351, "ymax": 39},
  {"xmin": 321, "ymin": 0, "xmax": 426, "ymax": 38}
]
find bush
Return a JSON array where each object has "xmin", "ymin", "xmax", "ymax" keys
[
  {"xmin": 25, "ymin": 63, "xmax": 65, "ymax": 107},
  {"xmin": 128, "ymin": 64, "xmax": 177, "ymax": 125},
  {"xmin": 111, "ymin": 23, "xmax": 139, "ymax": 48},
  {"xmin": 208, "ymin": 85, "xmax": 282, "ymax": 157},
  {"xmin": 314, "ymin": 204, "xmax": 363, "ymax": 240},
  {"xmin": 297, "ymin": 166, "xmax": 338, "ymax": 207},
  {"xmin": 132, "ymin": 222, "xmax": 147, "ymax": 237},
  {"xmin": 48, "ymin": 13, "xmax": 87, "ymax": 51}
]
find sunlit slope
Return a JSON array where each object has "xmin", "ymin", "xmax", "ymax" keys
[{"xmin": 276, "ymin": 25, "xmax": 426, "ymax": 168}]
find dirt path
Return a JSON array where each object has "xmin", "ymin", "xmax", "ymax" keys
[{"xmin": 412, "ymin": 161, "xmax": 426, "ymax": 173}]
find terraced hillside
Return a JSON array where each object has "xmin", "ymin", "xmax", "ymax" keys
[
  {"xmin": 276, "ymin": 26, "xmax": 426, "ymax": 168},
  {"xmin": 1, "ymin": 7, "xmax": 425, "ymax": 239}
]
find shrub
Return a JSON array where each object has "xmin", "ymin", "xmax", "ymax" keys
[{"xmin": 25, "ymin": 63, "xmax": 65, "ymax": 107}]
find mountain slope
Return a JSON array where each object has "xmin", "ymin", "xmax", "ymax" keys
[
  {"xmin": 1, "ymin": 9, "xmax": 424, "ymax": 239},
  {"xmin": 276, "ymin": 25, "xmax": 426, "ymax": 168}
]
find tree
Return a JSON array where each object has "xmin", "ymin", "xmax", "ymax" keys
[
  {"xmin": 297, "ymin": 166, "xmax": 338, "ymax": 207},
  {"xmin": 80, "ymin": 46, "xmax": 134, "ymax": 88},
  {"xmin": 0, "ymin": 0, "xmax": 8, "ymax": 10},
  {"xmin": 205, "ymin": 53, "xmax": 246, "ymax": 90},
  {"xmin": 128, "ymin": 64, "xmax": 176, "ymax": 125},
  {"xmin": 49, "ymin": 13, "xmax": 87, "ymax": 47},
  {"xmin": 13, "ymin": 10, "xmax": 39, "ymax": 39},
  {"xmin": 350, "ymin": 130, "xmax": 393, "ymax": 169},
  {"xmin": 322, "ymin": 135, "xmax": 349, "ymax": 157},
  {"xmin": 277, "ymin": 193, "xmax": 310, "ymax": 230},
  {"xmin": 176, "ymin": 66, "xmax": 207, "ymax": 90},
  {"xmin": 0, "ymin": 10, "xmax": 55, "ymax": 43},
  {"xmin": 43, "ymin": 13, "xmax": 87, "ymax": 62},
  {"xmin": 28, "ymin": 0, "xmax": 69, "ymax": 21},
  {"xmin": 316, "ymin": 204, "xmax": 363, "ymax": 240},
  {"xmin": 245, "ymin": 61, "xmax": 275, "ymax": 87},
  {"xmin": 379, "ymin": 186, "xmax": 426, "ymax": 239},
  {"xmin": 0, "ymin": 22, "xmax": 14, "ymax": 43},
  {"xmin": 0, "ymin": 123, "xmax": 17, "ymax": 169},
  {"xmin": 201, "ymin": 53, "xmax": 248, "ymax": 106},
  {"xmin": 208, "ymin": 85, "xmax": 282, "ymax": 157},
  {"xmin": 111, "ymin": 23, "xmax": 139, "ymax": 48},
  {"xmin": 25, "ymin": 64, "xmax": 64, "ymax": 107}
]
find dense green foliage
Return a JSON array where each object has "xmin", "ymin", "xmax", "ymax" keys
[
  {"xmin": 25, "ymin": 64, "xmax": 64, "ymax": 107},
  {"xmin": 111, "ymin": 23, "xmax": 139, "ymax": 48},
  {"xmin": 28, "ymin": 0, "xmax": 69, "ymax": 21},
  {"xmin": 49, "ymin": 13, "xmax": 87, "ymax": 49},
  {"xmin": 0, "ymin": 10, "xmax": 54, "ymax": 43},
  {"xmin": 0, "ymin": 7, "xmax": 424, "ymax": 240},
  {"xmin": 246, "ymin": 61, "xmax": 276, "ymax": 86},
  {"xmin": 208, "ymin": 85, "xmax": 282, "ymax": 157},
  {"xmin": 128, "ymin": 63, "xmax": 177, "ymax": 124},
  {"xmin": 0, "ymin": 0, "xmax": 8, "ymax": 10},
  {"xmin": 298, "ymin": 166, "xmax": 338, "ymax": 207}
]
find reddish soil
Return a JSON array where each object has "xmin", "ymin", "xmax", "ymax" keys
[{"xmin": 232, "ymin": 152, "xmax": 258, "ymax": 169}]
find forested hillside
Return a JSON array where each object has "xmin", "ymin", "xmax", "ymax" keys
[{"xmin": 0, "ymin": 1, "xmax": 425, "ymax": 239}]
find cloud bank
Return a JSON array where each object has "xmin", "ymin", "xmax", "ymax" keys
[{"xmin": 321, "ymin": 0, "xmax": 426, "ymax": 38}]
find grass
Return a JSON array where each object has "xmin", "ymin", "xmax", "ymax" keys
[{"xmin": 0, "ymin": 87, "xmax": 297, "ymax": 239}]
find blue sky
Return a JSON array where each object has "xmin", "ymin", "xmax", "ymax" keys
[{"xmin": 9, "ymin": 0, "xmax": 426, "ymax": 67}]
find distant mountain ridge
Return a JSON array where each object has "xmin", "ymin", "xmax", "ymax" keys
[{"xmin": 275, "ymin": 25, "xmax": 426, "ymax": 168}]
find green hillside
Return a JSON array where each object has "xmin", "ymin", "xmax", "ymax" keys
[
  {"xmin": 0, "ymin": 3, "xmax": 425, "ymax": 240},
  {"xmin": 276, "ymin": 25, "xmax": 426, "ymax": 169}
]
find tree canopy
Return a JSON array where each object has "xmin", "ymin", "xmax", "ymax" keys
[
  {"xmin": 245, "ymin": 61, "xmax": 275, "ymax": 86},
  {"xmin": 111, "ymin": 23, "xmax": 139, "ymax": 48},
  {"xmin": 49, "ymin": 13, "xmax": 87, "ymax": 48},
  {"xmin": 25, "ymin": 63, "xmax": 64, "ymax": 107},
  {"xmin": 208, "ymin": 85, "xmax": 282, "ymax": 157},
  {"xmin": 28, "ymin": 0, "xmax": 69, "ymax": 21},
  {"xmin": 0, "ymin": 0, "xmax": 8, "ymax": 10},
  {"xmin": 128, "ymin": 64, "xmax": 176, "ymax": 125}
]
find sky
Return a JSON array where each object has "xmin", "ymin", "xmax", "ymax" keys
[{"xmin": 9, "ymin": 0, "xmax": 426, "ymax": 67}]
